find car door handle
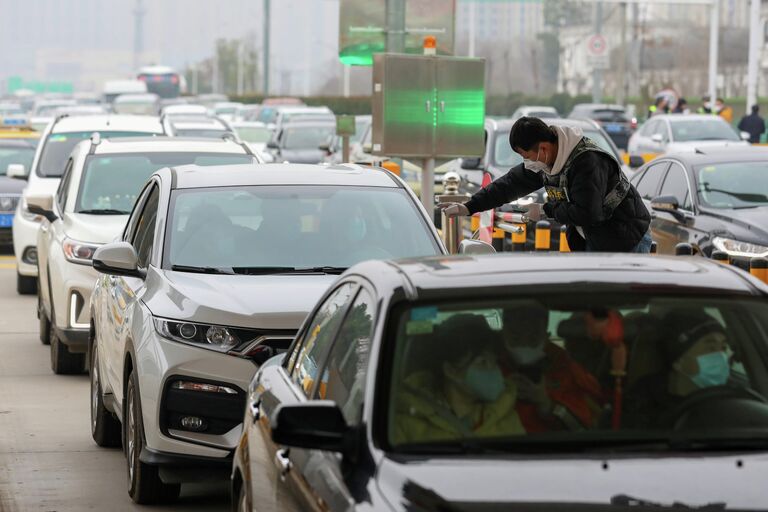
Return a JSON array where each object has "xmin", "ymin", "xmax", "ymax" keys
[{"xmin": 275, "ymin": 448, "xmax": 292, "ymax": 480}]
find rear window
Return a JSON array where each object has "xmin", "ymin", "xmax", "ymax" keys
[{"xmin": 591, "ymin": 110, "xmax": 629, "ymax": 123}]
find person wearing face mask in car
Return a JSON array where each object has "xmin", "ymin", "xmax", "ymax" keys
[
  {"xmin": 392, "ymin": 314, "xmax": 525, "ymax": 444},
  {"xmin": 624, "ymin": 310, "xmax": 731, "ymax": 429},
  {"xmin": 439, "ymin": 117, "xmax": 651, "ymax": 253},
  {"xmin": 499, "ymin": 305, "xmax": 606, "ymax": 432}
]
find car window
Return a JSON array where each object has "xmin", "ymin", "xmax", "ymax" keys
[
  {"xmin": 123, "ymin": 183, "xmax": 153, "ymax": 242},
  {"xmin": 55, "ymin": 158, "xmax": 74, "ymax": 212},
  {"xmin": 659, "ymin": 163, "xmax": 692, "ymax": 210},
  {"xmin": 695, "ymin": 161, "xmax": 768, "ymax": 209},
  {"xmin": 591, "ymin": 110, "xmax": 629, "ymax": 122},
  {"xmin": 652, "ymin": 121, "xmax": 669, "ymax": 142},
  {"xmin": 639, "ymin": 120, "xmax": 657, "ymax": 136},
  {"xmin": 314, "ymin": 288, "xmax": 375, "ymax": 425},
  {"xmin": 281, "ymin": 125, "xmax": 335, "ymax": 150},
  {"xmin": 635, "ymin": 161, "xmax": 669, "ymax": 200},
  {"xmin": 493, "ymin": 131, "xmax": 523, "ymax": 167},
  {"xmin": 583, "ymin": 130, "xmax": 619, "ymax": 159},
  {"xmin": 670, "ymin": 119, "xmax": 739, "ymax": 142},
  {"xmin": 233, "ymin": 126, "xmax": 270, "ymax": 144},
  {"xmin": 131, "ymin": 185, "xmax": 159, "ymax": 269},
  {"xmin": 289, "ymin": 282, "xmax": 357, "ymax": 397},
  {"xmin": 0, "ymin": 145, "xmax": 35, "ymax": 174},
  {"xmin": 386, "ymin": 296, "xmax": 768, "ymax": 450}
]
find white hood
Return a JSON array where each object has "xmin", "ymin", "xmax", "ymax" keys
[
  {"xmin": 63, "ymin": 214, "xmax": 128, "ymax": 244},
  {"xmin": 547, "ymin": 125, "xmax": 584, "ymax": 176}
]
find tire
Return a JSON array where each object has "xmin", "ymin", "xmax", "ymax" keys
[
  {"xmin": 39, "ymin": 294, "xmax": 51, "ymax": 345},
  {"xmin": 50, "ymin": 310, "xmax": 85, "ymax": 375},
  {"xmin": 17, "ymin": 272, "xmax": 37, "ymax": 295},
  {"xmin": 90, "ymin": 341, "xmax": 121, "ymax": 447},
  {"xmin": 125, "ymin": 369, "xmax": 181, "ymax": 504}
]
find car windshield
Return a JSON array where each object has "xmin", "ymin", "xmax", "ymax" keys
[
  {"xmin": 671, "ymin": 120, "xmax": 740, "ymax": 142},
  {"xmin": 164, "ymin": 185, "xmax": 439, "ymax": 270},
  {"xmin": 0, "ymin": 146, "xmax": 35, "ymax": 175},
  {"xmin": 37, "ymin": 131, "xmax": 157, "ymax": 177},
  {"xmin": 493, "ymin": 129, "xmax": 617, "ymax": 167},
  {"xmin": 76, "ymin": 153, "xmax": 253, "ymax": 214},
  {"xmin": 282, "ymin": 125, "xmax": 335, "ymax": 150},
  {"xmin": 386, "ymin": 296, "xmax": 768, "ymax": 453},
  {"xmin": 234, "ymin": 126, "xmax": 270, "ymax": 143},
  {"xmin": 695, "ymin": 161, "xmax": 768, "ymax": 209},
  {"xmin": 113, "ymin": 103, "xmax": 156, "ymax": 115},
  {"xmin": 173, "ymin": 129, "xmax": 229, "ymax": 139}
]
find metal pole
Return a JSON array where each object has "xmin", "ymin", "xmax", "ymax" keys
[
  {"xmin": 469, "ymin": 0, "xmax": 476, "ymax": 57},
  {"xmin": 263, "ymin": 0, "xmax": 271, "ymax": 95},
  {"xmin": 747, "ymin": 0, "xmax": 761, "ymax": 113},
  {"xmin": 192, "ymin": 65, "xmax": 199, "ymax": 95},
  {"xmin": 342, "ymin": 135, "xmax": 350, "ymax": 163},
  {"xmin": 708, "ymin": 0, "xmax": 719, "ymax": 108},
  {"xmin": 237, "ymin": 41, "xmax": 244, "ymax": 96},
  {"xmin": 422, "ymin": 157, "xmax": 435, "ymax": 221},
  {"xmin": 592, "ymin": 1, "xmax": 603, "ymax": 103},
  {"xmin": 343, "ymin": 64, "xmax": 350, "ymax": 97},
  {"xmin": 617, "ymin": 2, "xmax": 627, "ymax": 105},
  {"xmin": 385, "ymin": 0, "xmax": 406, "ymax": 53},
  {"xmin": 133, "ymin": 0, "xmax": 145, "ymax": 71},
  {"xmin": 212, "ymin": 43, "xmax": 219, "ymax": 94}
]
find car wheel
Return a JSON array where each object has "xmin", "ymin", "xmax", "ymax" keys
[
  {"xmin": 125, "ymin": 369, "xmax": 180, "ymax": 504},
  {"xmin": 39, "ymin": 293, "xmax": 51, "ymax": 345},
  {"xmin": 50, "ymin": 310, "xmax": 85, "ymax": 375},
  {"xmin": 17, "ymin": 272, "xmax": 37, "ymax": 295},
  {"xmin": 90, "ymin": 341, "xmax": 121, "ymax": 447}
]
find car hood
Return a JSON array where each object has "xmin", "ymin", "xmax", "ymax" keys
[
  {"xmin": 279, "ymin": 148, "xmax": 326, "ymax": 164},
  {"xmin": 143, "ymin": 270, "xmax": 337, "ymax": 329},
  {"xmin": 666, "ymin": 140, "xmax": 749, "ymax": 152},
  {"xmin": 700, "ymin": 205, "xmax": 768, "ymax": 244},
  {"xmin": 376, "ymin": 453, "xmax": 768, "ymax": 510},
  {"xmin": 0, "ymin": 176, "xmax": 26, "ymax": 194},
  {"xmin": 23, "ymin": 176, "xmax": 59, "ymax": 198},
  {"xmin": 63, "ymin": 213, "xmax": 128, "ymax": 244}
]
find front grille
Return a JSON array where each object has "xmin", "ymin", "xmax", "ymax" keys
[{"xmin": 0, "ymin": 194, "xmax": 20, "ymax": 213}]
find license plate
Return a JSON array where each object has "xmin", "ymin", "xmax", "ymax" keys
[
  {"xmin": 0, "ymin": 213, "xmax": 13, "ymax": 228},
  {"xmin": 605, "ymin": 124, "xmax": 622, "ymax": 133}
]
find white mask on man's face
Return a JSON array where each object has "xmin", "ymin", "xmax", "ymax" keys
[{"xmin": 523, "ymin": 146, "xmax": 552, "ymax": 174}]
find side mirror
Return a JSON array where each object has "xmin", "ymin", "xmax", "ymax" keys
[
  {"xmin": 362, "ymin": 143, "xmax": 372, "ymax": 154},
  {"xmin": 7, "ymin": 164, "xmax": 26, "ymax": 180},
  {"xmin": 458, "ymin": 239, "xmax": 496, "ymax": 255},
  {"xmin": 650, "ymin": 133, "xmax": 664, "ymax": 144},
  {"xmin": 92, "ymin": 241, "xmax": 144, "ymax": 279},
  {"xmin": 650, "ymin": 195, "xmax": 679, "ymax": 213},
  {"xmin": 628, "ymin": 155, "xmax": 645, "ymax": 169},
  {"xmin": 460, "ymin": 157, "xmax": 482, "ymax": 170},
  {"xmin": 271, "ymin": 401, "xmax": 350, "ymax": 454},
  {"xmin": 318, "ymin": 142, "xmax": 331, "ymax": 153},
  {"xmin": 26, "ymin": 194, "xmax": 57, "ymax": 223},
  {"xmin": 740, "ymin": 131, "xmax": 751, "ymax": 141},
  {"xmin": 266, "ymin": 140, "xmax": 279, "ymax": 150}
]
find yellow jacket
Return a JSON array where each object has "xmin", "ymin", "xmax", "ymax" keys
[
  {"xmin": 719, "ymin": 106, "xmax": 733, "ymax": 124},
  {"xmin": 391, "ymin": 371, "xmax": 525, "ymax": 445}
]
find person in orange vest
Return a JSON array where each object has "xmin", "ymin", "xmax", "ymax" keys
[
  {"xmin": 498, "ymin": 305, "xmax": 606, "ymax": 432},
  {"xmin": 716, "ymin": 98, "xmax": 733, "ymax": 124}
]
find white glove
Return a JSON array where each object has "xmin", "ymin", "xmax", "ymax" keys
[
  {"xmin": 438, "ymin": 202, "xmax": 469, "ymax": 218},
  {"xmin": 523, "ymin": 203, "xmax": 546, "ymax": 222}
]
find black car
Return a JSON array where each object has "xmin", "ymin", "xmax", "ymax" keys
[
  {"xmin": 569, "ymin": 103, "xmax": 635, "ymax": 150},
  {"xmin": 630, "ymin": 147, "xmax": 768, "ymax": 267},
  {"xmin": 0, "ymin": 139, "xmax": 37, "ymax": 245},
  {"xmin": 232, "ymin": 253, "xmax": 768, "ymax": 511}
]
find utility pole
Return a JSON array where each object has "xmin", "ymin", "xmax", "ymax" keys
[
  {"xmin": 746, "ymin": 0, "xmax": 761, "ymax": 113},
  {"xmin": 237, "ymin": 41, "xmax": 245, "ymax": 96},
  {"xmin": 263, "ymin": 0, "xmax": 271, "ymax": 95},
  {"xmin": 212, "ymin": 42, "xmax": 219, "ymax": 94},
  {"xmin": 617, "ymin": 2, "xmax": 627, "ymax": 105},
  {"xmin": 385, "ymin": 0, "xmax": 406, "ymax": 53},
  {"xmin": 707, "ymin": 0, "xmax": 719, "ymax": 107},
  {"xmin": 469, "ymin": 0, "xmax": 476, "ymax": 57},
  {"xmin": 133, "ymin": 0, "xmax": 145, "ymax": 72},
  {"xmin": 592, "ymin": 1, "xmax": 603, "ymax": 103}
]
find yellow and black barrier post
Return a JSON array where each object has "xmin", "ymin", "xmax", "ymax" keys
[
  {"xmin": 750, "ymin": 257, "xmax": 768, "ymax": 284},
  {"xmin": 535, "ymin": 221, "xmax": 551, "ymax": 252},
  {"xmin": 675, "ymin": 243, "xmax": 693, "ymax": 256},
  {"xmin": 711, "ymin": 251, "xmax": 730, "ymax": 264},
  {"xmin": 558, "ymin": 225, "xmax": 569, "ymax": 252}
]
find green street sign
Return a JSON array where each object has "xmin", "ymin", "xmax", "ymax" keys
[{"xmin": 7, "ymin": 76, "xmax": 74, "ymax": 94}]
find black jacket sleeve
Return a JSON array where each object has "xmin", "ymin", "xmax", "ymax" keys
[
  {"xmin": 464, "ymin": 164, "xmax": 544, "ymax": 215},
  {"xmin": 542, "ymin": 152, "xmax": 610, "ymax": 226}
]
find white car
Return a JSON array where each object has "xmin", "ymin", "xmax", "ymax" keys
[
  {"xmin": 29, "ymin": 136, "xmax": 259, "ymax": 374},
  {"xmin": 161, "ymin": 114, "xmax": 234, "ymax": 139},
  {"xmin": 88, "ymin": 162, "xmax": 445, "ymax": 503},
  {"xmin": 627, "ymin": 114, "xmax": 749, "ymax": 157},
  {"xmin": 159, "ymin": 104, "xmax": 208, "ymax": 118},
  {"xmin": 12, "ymin": 114, "xmax": 165, "ymax": 295},
  {"xmin": 511, "ymin": 105, "xmax": 560, "ymax": 119},
  {"xmin": 229, "ymin": 120, "xmax": 273, "ymax": 160}
]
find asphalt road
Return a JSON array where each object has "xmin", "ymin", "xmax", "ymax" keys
[{"xmin": 0, "ymin": 254, "xmax": 229, "ymax": 511}]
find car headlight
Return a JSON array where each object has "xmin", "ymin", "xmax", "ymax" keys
[
  {"xmin": 18, "ymin": 199, "xmax": 42, "ymax": 222},
  {"xmin": 712, "ymin": 237, "xmax": 768, "ymax": 258},
  {"xmin": 62, "ymin": 238, "xmax": 101, "ymax": 265},
  {"xmin": 154, "ymin": 318, "xmax": 243, "ymax": 353}
]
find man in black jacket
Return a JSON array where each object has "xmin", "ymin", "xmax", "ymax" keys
[
  {"xmin": 441, "ymin": 117, "xmax": 651, "ymax": 252},
  {"xmin": 737, "ymin": 105, "xmax": 766, "ymax": 144}
]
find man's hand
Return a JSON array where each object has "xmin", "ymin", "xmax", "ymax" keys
[
  {"xmin": 437, "ymin": 202, "xmax": 469, "ymax": 218},
  {"xmin": 523, "ymin": 203, "xmax": 546, "ymax": 222},
  {"xmin": 514, "ymin": 374, "xmax": 552, "ymax": 416}
]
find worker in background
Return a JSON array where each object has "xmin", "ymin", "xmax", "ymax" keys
[
  {"xmin": 716, "ymin": 98, "xmax": 733, "ymax": 123},
  {"xmin": 738, "ymin": 105, "xmax": 765, "ymax": 144},
  {"xmin": 672, "ymin": 98, "xmax": 689, "ymax": 114},
  {"xmin": 440, "ymin": 117, "xmax": 652, "ymax": 253},
  {"xmin": 698, "ymin": 96, "xmax": 713, "ymax": 114},
  {"xmin": 647, "ymin": 97, "xmax": 668, "ymax": 119}
]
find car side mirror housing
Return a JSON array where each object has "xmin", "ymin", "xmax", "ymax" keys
[
  {"xmin": 362, "ymin": 143, "xmax": 372, "ymax": 154},
  {"xmin": 271, "ymin": 401, "xmax": 350, "ymax": 454},
  {"xmin": 7, "ymin": 163, "xmax": 27, "ymax": 180},
  {"xmin": 651, "ymin": 134, "xmax": 664, "ymax": 143},
  {"xmin": 460, "ymin": 157, "xmax": 482, "ymax": 170},
  {"xmin": 266, "ymin": 140, "xmax": 279, "ymax": 149},
  {"xmin": 740, "ymin": 131, "xmax": 751, "ymax": 141},
  {"xmin": 458, "ymin": 239, "xmax": 496, "ymax": 255},
  {"xmin": 25, "ymin": 194, "xmax": 57, "ymax": 222},
  {"xmin": 651, "ymin": 195, "xmax": 679, "ymax": 213},
  {"xmin": 628, "ymin": 155, "xmax": 645, "ymax": 168},
  {"xmin": 92, "ymin": 241, "xmax": 144, "ymax": 279}
]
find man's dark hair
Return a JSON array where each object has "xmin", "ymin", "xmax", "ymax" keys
[
  {"xmin": 509, "ymin": 116, "xmax": 557, "ymax": 152},
  {"xmin": 678, "ymin": 98, "xmax": 687, "ymax": 106},
  {"xmin": 716, "ymin": 97, "xmax": 725, "ymax": 103},
  {"xmin": 752, "ymin": 104, "xmax": 760, "ymax": 114}
]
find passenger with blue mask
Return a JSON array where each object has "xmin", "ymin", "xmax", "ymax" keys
[{"xmin": 624, "ymin": 310, "xmax": 731, "ymax": 429}]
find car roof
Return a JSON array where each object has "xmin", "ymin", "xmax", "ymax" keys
[
  {"xmin": 171, "ymin": 120, "xmax": 228, "ymax": 130},
  {"xmin": 170, "ymin": 163, "xmax": 400, "ymax": 190},
  {"xmin": 91, "ymin": 137, "xmax": 248, "ymax": 155},
  {"xmin": 572, "ymin": 103, "xmax": 625, "ymax": 111},
  {"xmin": 653, "ymin": 114, "xmax": 727, "ymax": 122},
  {"xmin": 654, "ymin": 146, "xmax": 768, "ymax": 166},
  {"xmin": 487, "ymin": 117, "xmax": 598, "ymax": 131},
  {"xmin": 51, "ymin": 115, "xmax": 164, "ymax": 134},
  {"xmin": 369, "ymin": 253, "xmax": 764, "ymax": 297}
]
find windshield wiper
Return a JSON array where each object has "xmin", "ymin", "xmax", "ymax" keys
[
  {"xmin": 77, "ymin": 208, "xmax": 131, "ymax": 215},
  {"xmin": 699, "ymin": 184, "xmax": 768, "ymax": 203},
  {"xmin": 229, "ymin": 266, "xmax": 348, "ymax": 275},
  {"xmin": 612, "ymin": 494, "xmax": 726, "ymax": 510},
  {"xmin": 170, "ymin": 265, "xmax": 234, "ymax": 275},
  {"xmin": 292, "ymin": 266, "xmax": 348, "ymax": 275}
]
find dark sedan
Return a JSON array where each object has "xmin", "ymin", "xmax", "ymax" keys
[
  {"xmin": 630, "ymin": 147, "xmax": 768, "ymax": 267},
  {"xmin": 569, "ymin": 103, "xmax": 635, "ymax": 150},
  {"xmin": 232, "ymin": 253, "xmax": 768, "ymax": 511}
]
